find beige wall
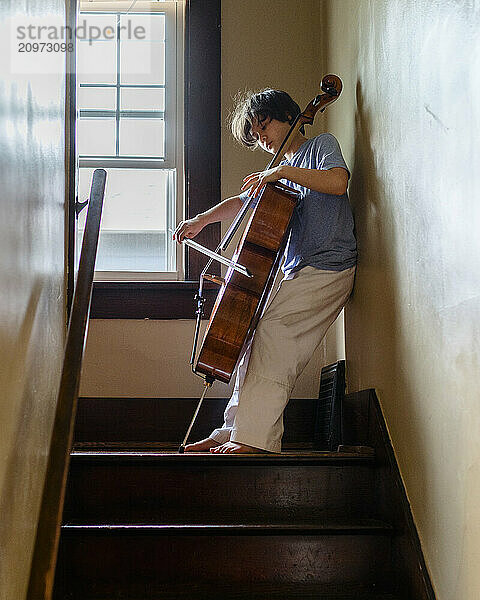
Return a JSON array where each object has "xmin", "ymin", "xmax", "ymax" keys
[
  {"xmin": 325, "ymin": 1, "xmax": 480, "ymax": 598},
  {"xmin": 220, "ymin": 0, "xmax": 328, "ymax": 199},
  {"xmin": 0, "ymin": 1, "xmax": 67, "ymax": 598},
  {"xmin": 80, "ymin": 318, "xmax": 341, "ymax": 398},
  {"xmin": 80, "ymin": 0, "xmax": 345, "ymax": 399}
]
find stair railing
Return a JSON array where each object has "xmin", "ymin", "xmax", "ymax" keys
[{"xmin": 26, "ymin": 168, "xmax": 106, "ymax": 600}]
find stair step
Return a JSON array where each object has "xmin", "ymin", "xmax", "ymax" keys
[
  {"xmin": 53, "ymin": 579, "xmax": 402, "ymax": 599},
  {"xmin": 69, "ymin": 448, "xmax": 375, "ymax": 462},
  {"xmin": 54, "ymin": 522, "xmax": 394, "ymax": 599},
  {"xmin": 61, "ymin": 519, "xmax": 393, "ymax": 534},
  {"xmin": 151, "ymin": 590, "xmax": 402, "ymax": 600},
  {"xmin": 54, "ymin": 582, "xmax": 402, "ymax": 600},
  {"xmin": 64, "ymin": 450, "xmax": 376, "ymax": 524}
]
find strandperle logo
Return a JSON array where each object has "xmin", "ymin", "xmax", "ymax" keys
[
  {"xmin": 16, "ymin": 19, "xmax": 147, "ymax": 45},
  {"xmin": 4, "ymin": 14, "xmax": 157, "ymax": 76}
]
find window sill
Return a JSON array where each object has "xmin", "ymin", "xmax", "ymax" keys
[{"xmin": 90, "ymin": 280, "xmax": 218, "ymax": 319}]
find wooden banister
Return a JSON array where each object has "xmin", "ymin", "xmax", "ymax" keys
[{"xmin": 27, "ymin": 168, "xmax": 106, "ymax": 600}]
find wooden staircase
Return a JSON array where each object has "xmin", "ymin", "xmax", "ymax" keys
[{"xmin": 52, "ymin": 393, "xmax": 434, "ymax": 599}]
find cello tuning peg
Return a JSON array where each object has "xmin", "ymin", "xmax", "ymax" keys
[{"xmin": 323, "ymin": 84, "xmax": 338, "ymax": 96}]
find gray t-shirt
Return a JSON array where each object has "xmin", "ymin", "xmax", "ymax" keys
[
  {"xmin": 280, "ymin": 133, "xmax": 357, "ymax": 275},
  {"xmin": 242, "ymin": 133, "xmax": 357, "ymax": 275}
]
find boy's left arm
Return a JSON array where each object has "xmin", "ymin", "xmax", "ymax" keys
[{"xmin": 241, "ymin": 165, "xmax": 348, "ymax": 198}]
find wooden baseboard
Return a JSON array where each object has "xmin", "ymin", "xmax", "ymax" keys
[{"xmin": 344, "ymin": 389, "xmax": 436, "ymax": 600}]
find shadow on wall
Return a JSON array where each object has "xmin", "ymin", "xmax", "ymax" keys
[{"xmin": 346, "ymin": 80, "xmax": 433, "ymax": 513}]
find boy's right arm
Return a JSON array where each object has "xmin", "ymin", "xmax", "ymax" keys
[{"xmin": 173, "ymin": 195, "xmax": 244, "ymax": 243}]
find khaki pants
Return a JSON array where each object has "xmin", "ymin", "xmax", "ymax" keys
[{"xmin": 209, "ymin": 265, "xmax": 356, "ymax": 452}]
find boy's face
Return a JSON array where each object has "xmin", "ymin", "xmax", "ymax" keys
[{"xmin": 250, "ymin": 117, "xmax": 292, "ymax": 155}]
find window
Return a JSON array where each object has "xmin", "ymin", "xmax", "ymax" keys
[
  {"xmin": 78, "ymin": 0, "xmax": 222, "ymax": 318},
  {"xmin": 77, "ymin": 1, "xmax": 183, "ymax": 280}
]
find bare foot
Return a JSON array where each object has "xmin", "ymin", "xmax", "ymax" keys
[
  {"xmin": 210, "ymin": 442, "xmax": 267, "ymax": 454},
  {"xmin": 184, "ymin": 437, "xmax": 221, "ymax": 452}
]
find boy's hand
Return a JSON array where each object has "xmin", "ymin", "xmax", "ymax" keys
[
  {"xmin": 241, "ymin": 165, "xmax": 284, "ymax": 198},
  {"xmin": 173, "ymin": 215, "xmax": 204, "ymax": 243}
]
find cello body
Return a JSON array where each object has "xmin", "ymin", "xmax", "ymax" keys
[{"xmin": 195, "ymin": 182, "xmax": 299, "ymax": 383}]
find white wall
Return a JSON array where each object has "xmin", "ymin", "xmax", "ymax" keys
[
  {"xmin": 325, "ymin": 2, "xmax": 480, "ymax": 598},
  {"xmin": 0, "ymin": 1, "xmax": 66, "ymax": 597}
]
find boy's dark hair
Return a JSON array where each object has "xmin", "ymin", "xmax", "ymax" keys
[{"xmin": 231, "ymin": 89, "xmax": 302, "ymax": 148}]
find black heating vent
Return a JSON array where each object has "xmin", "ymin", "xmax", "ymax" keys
[{"xmin": 314, "ymin": 360, "xmax": 345, "ymax": 450}]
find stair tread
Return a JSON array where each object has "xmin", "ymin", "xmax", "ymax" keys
[
  {"xmin": 61, "ymin": 518, "xmax": 393, "ymax": 534},
  {"xmin": 59, "ymin": 593, "xmax": 403, "ymax": 600},
  {"xmin": 70, "ymin": 449, "xmax": 375, "ymax": 464},
  {"xmin": 53, "ymin": 581, "xmax": 402, "ymax": 600}
]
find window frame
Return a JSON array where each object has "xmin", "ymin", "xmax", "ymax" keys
[
  {"xmin": 79, "ymin": 0, "xmax": 221, "ymax": 317},
  {"xmin": 77, "ymin": 1, "xmax": 183, "ymax": 281}
]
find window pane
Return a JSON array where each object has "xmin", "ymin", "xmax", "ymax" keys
[
  {"xmin": 78, "ymin": 118, "xmax": 116, "ymax": 156},
  {"xmin": 119, "ymin": 14, "xmax": 165, "ymax": 42},
  {"xmin": 78, "ymin": 39, "xmax": 117, "ymax": 85},
  {"xmin": 78, "ymin": 86, "xmax": 116, "ymax": 111},
  {"xmin": 119, "ymin": 118, "xmax": 164, "ymax": 157},
  {"xmin": 119, "ymin": 11, "xmax": 165, "ymax": 86},
  {"xmin": 80, "ymin": 14, "xmax": 117, "ymax": 40},
  {"xmin": 120, "ymin": 41, "xmax": 165, "ymax": 85},
  {"xmin": 77, "ymin": 168, "xmax": 176, "ymax": 272},
  {"xmin": 120, "ymin": 87, "xmax": 165, "ymax": 111}
]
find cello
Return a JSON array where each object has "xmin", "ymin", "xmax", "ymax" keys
[{"xmin": 179, "ymin": 75, "xmax": 342, "ymax": 451}]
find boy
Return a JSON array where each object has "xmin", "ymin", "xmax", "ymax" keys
[{"xmin": 174, "ymin": 89, "xmax": 356, "ymax": 454}]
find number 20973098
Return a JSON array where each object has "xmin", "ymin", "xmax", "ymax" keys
[{"xmin": 18, "ymin": 42, "xmax": 74, "ymax": 53}]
